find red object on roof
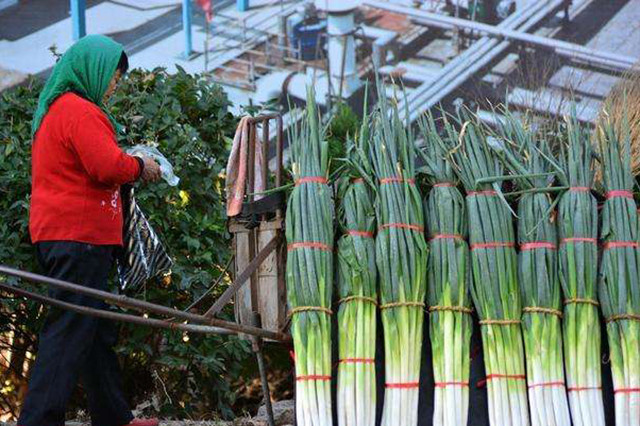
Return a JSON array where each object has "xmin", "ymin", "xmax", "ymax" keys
[{"xmin": 196, "ymin": 0, "xmax": 213, "ymax": 22}]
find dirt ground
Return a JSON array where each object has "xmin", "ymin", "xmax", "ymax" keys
[{"xmin": 0, "ymin": 399, "xmax": 294, "ymax": 426}]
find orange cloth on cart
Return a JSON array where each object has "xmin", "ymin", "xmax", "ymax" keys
[{"xmin": 225, "ymin": 116, "xmax": 265, "ymax": 217}]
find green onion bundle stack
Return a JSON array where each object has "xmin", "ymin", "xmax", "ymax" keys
[
  {"xmin": 336, "ymin": 123, "xmax": 378, "ymax": 426},
  {"xmin": 556, "ymin": 114, "xmax": 605, "ymax": 426},
  {"xmin": 369, "ymin": 90, "xmax": 428, "ymax": 426},
  {"xmin": 285, "ymin": 88, "xmax": 334, "ymax": 426},
  {"xmin": 597, "ymin": 117, "xmax": 640, "ymax": 426},
  {"xmin": 418, "ymin": 112, "xmax": 472, "ymax": 426},
  {"xmin": 441, "ymin": 112, "xmax": 529, "ymax": 426},
  {"xmin": 491, "ymin": 113, "xmax": 570, "ymax": 425}
]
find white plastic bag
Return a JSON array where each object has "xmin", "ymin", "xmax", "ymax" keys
[{"xmin": 127, "ymin": 145, "xmax": 180, "ymax": 186}]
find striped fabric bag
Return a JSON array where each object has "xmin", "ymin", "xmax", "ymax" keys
[{"xmin": 117, "ymin": 185, "xmax": 172, "ymax": 291}]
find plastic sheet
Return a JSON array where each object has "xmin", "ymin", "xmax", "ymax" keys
[{"xmin": 127, "ymin": 145, "xmax": 180, "ymax": 186}]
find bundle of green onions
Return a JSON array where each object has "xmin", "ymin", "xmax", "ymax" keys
[
  {"xmin": 369, "ymin": 89, "xmax": 428, "ymax": 426},
  {"xmin": 285, "ymin": 88, "xmax": 334, "ymax": 426},
  {"xmin": 490, "ymin": 112, "xmax": 570, "ymax": 425},
  {"xmin": 440, "ymin": 111, "xmax": 529, "ymax": 426},
  {"xmin": 597, "ymin": 116, "xmax": 640, "ymax": 426},
  {"xmin": 418, "ymin": 112, "xmax": 472, "ymax": 426},
  {"xmin": 336, "ymin": 118, "xmax": 378, "ymax": 426},
  {"xmin": 556, "ymin": 114, "xmax": 605, "ymax": 426}
]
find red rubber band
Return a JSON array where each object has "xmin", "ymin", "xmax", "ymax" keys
[
  {"xmin": 560, "ymin": 237, "xmax": 597, "ymax": 245},
  {"xmin": 435, "ymin": 381, "xmax": 469, "ymax": 388},
  {"xmin": 471, "ymin": 242, "xmax": 515, "ymax": 250},
  {"xmin": 351, "ymin": 177, "xmax": 365, "ymax": 184},
  {"xmin": 347, "ymin": 230, "xmax": 374, "ymax": 238},
  {"xmin": 467, "ymin": 190, "xmax": 497, "ymax": 197},
  {"xmin": 614, "ymin": 388, "xmax": 640, "ymax": 394},
  {"xmin": 380, "ymin": 177, "xmax": 415, "ymax": 185},
  {"xmin": 430, "ymin": 234, "xmax": 463, "ymax": 242},
  {"xmin": 287, "ymin": 242, "xmax": 332, "ymax": 252},
  {"xmin": 520, "ymin": 242, "xmax": 557, "ymax": 251},
  {"xmin": 486, "ymin": 374, "xmax": 526, "ymax": 381},
  {"xmin": 606, "ymin": 190, "xmax": 633, "ymax": 199},
  {"xmin": 569, "ymin": 187, "xmax": 590, "ymax": 192},
  {"xmin": 528, "ymin": 381, "xmax": 565, "ymax": 389},
  {"xmin": 567, "ymin": 386, "xmax": 602, "ymax": 392},
  {"xmin": 433, "ymin": 182, "xmax": 455, "ymax": 188},
  {"xmin": 339, "ymin": 358, "xmax": 375, "ymax": 364},
  {"xmin": 385, "ymin": 382, "xmax": 420, "ymax": 389},
  {"xmin": 379, "ymin": 223, "xmax": 425, "ymax": 232},
  {"xmin": 295, "ymin": 176, "xmax": 328, "ymax": 186},
  {"xmin": 603, "ymin": 241, "xmax": 639, "ymax": 250},
  {"xmin": 296, "ymin": 375, "xmax": 332, "ymax": 381}
]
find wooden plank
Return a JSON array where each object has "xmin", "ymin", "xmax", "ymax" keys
[
  {"xmin": 257, "ymin": 228, "xmax": 283, "ymax": 332},
  {"xmin": 208, "ymin": 234, "xmax": 279, "ymax": 317},
  {"xmin": 233, "ymin": 231, "xmax": 254, "ymax": 329}
]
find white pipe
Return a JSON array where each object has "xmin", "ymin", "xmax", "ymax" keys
[
  {"xmin": 327, "ymin": 10, "xmax": 359, "ymax": 96},
  {"xmin": 366, "ymin": 0, "xmax": 566, "ymax": 123},
  {"xmin": 386, "ymin": 0, "xmax": 560, "ymax": 121},
  {"xmin": 407, "ymin": 0, "xmax": 568, "ymax": 123},
  {"xmin": 409, "ymin": 0, "xmax": 576, "ymax": 122},
  {"xmin": 381, "ymin": 3, "xmax": 638, "ymax": 71}
]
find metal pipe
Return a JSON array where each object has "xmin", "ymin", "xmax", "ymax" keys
[
  {"xmin": 405, "ymin": 0, "xmax": 568, "ymax": 120},
  {"xmin": 70, "ymin": 0, "xmax": 86, "ymax": 41},
  {"xmin": 0, "ymin": 282, "xmax": 234, "ymax": 335},
  {"xmin": 378, "ymin": 2, "xmax": 638, "ymax": 70},
  {"xmin": 383, "ymin": 0, "xmax": 557, "ymax": 121},
  {"xmin": 251, "ymin": 312, "xmax": 276, "ymax": 426},
  {"xmin": 0, "ymin": 265, "xmax": 288, "ymax": 341},
  {"xmin": 182, "ymin": 0, "xmax": 193, "ymax": 59},
  {"xmin": 380, "ymin": 0, "xmax": 567, "ymax": 123}
]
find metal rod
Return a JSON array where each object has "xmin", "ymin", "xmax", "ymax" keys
[
  {"xmin": 262, "ymin": 117, "xmax": 270, "ymax": 222},
  {"xmin": 250, "ymin": 311, "xmax": 276, "ymax": 426},
  {"xmin": 0, "ymin": 282, "xmax": 233, "ymax": 335},
  {"xmin": 254, "ymin": 338, "xmax": 276, "ymax": 426},
  {"xmin": 205, "ymin": 234, "xmax": 280, "ymax": 317},
  {"xmin": 0, "ymin": 265, "xmax": 287, "ymax": 341}
]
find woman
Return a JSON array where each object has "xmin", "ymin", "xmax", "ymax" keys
[{"xmin": 19, "ymin": 35, "xmax": 161, "ymax": 426}]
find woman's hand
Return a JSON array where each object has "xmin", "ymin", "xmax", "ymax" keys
[{"xmin": 140, "ymin": 155, "xmax": 162, "ymax": 183}]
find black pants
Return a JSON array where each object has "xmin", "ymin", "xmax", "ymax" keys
[{"xmin": 18, "ymin": 242, "xmax": 133, "ymax": 426}]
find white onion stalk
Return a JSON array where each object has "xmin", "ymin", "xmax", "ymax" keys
[
  {"xmin": 370, "ymin": 82, "xmax": 428, "ymax": 426},
  {"xmin": 336, "ymin": 120, "xmax": 377, "ymax": 426},
  {"xmin": 439, "ymin": 111, "xmax": 529, "ymax": 426},
  {"xmin": 286, "ymin": 87, "xmax": 333, "ymax": 426},
  {"xmin": 597, "ymin": 115, "xmax": 640, "ymax": 426},
  {"xmin": 557, "ymin": 113, "xmax": 606, "ymax": 426},
  {"xmin": 489, "ymin": 111, "xmax": 571, "ymax": 426},
  {"xmin": 418, "ymin": 112, "xmax": 472, "ymax": 426}
]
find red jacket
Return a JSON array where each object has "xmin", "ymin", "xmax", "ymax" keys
[{"xmin": 29, "ymin": 92, "xmax": 141, "ymax": 245}]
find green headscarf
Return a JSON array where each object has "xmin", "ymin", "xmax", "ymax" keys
[{"xmin": 31, "ymin": 34, "xmax": 124, "ymax": 138}]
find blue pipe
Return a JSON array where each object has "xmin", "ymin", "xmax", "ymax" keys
[
  {"xmin": 237, "ymin": 0, "xmax": 249, "ymax": 12},
  {"xmin": 182, "ymin": 0, "xmax": 193, "ymax": 58},
  {"xmin": 70, "ymin": 0, "xmax": 86, "ymax": 41}
]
